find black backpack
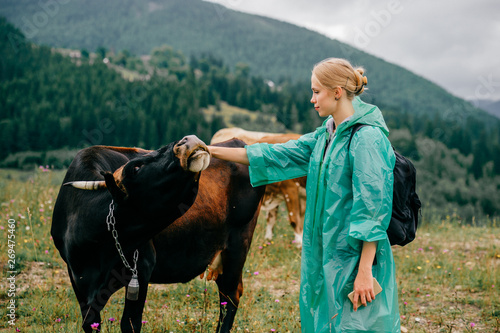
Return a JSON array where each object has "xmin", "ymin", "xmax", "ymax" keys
[{"xmin": 348, "ymin": 124, "xmax": 421, "ymax": 246}]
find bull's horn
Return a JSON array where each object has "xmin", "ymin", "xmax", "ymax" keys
[{"xmin": 63, "ymin": 181, "xmax": 106, "ymax": 190}]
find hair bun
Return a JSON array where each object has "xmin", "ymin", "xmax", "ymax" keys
[{"xmin": 362, "ymin": 76, "xmax": 368, "ymax": 86}]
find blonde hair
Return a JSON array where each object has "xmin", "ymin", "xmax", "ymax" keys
[{"xmin": 312, "ymin": 58, "xmax": 368, "ymax": 99}]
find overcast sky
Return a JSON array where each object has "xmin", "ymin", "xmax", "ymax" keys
[{"xmin": 204, "ymin": 0, "xmax": 500, "ymax": 101}]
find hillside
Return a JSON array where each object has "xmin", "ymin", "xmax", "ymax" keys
[
  {"xmin": 1, "ymin": 16, "xmax": 500, "ymax": 219},
  {"xmin": 1, "ymin": 0, "xmax": 499, "ymax": 131}
]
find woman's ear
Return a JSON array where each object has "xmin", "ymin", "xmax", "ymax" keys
[{"xmin": 334, "ymin": 86, "xmax": 343, "ymax": 101}]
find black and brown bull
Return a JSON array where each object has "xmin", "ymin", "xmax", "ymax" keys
[{"xmin": 51, "ymin": 136, "xmax": 265, "ymax": 333}]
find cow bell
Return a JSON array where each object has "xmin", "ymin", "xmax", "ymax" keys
[{"xmin": 127, "ymin": 274, "xmax": 140, "ymax": 301}]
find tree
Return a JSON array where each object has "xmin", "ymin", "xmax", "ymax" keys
[{"xmin": 95, "ymin": 46, "xmax": 107, "ymax": 59}]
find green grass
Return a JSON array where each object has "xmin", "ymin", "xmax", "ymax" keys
[{"xmin": 0, "ymin": 169, "xmax": 499, "ymax": 332}]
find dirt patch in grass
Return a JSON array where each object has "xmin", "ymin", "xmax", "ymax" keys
[{"xmin": 14, "ymin": 261, "xmax": 69, "ymax": 294}]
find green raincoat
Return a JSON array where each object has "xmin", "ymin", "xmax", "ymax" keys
[{"xmin": 246, "ymin": 97, "xmax": 400, "ymax": 332}]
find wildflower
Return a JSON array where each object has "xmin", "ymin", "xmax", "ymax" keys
[
  {"xmin": 186, "ymin": 294, "xmax": 190, "ymax": 297},
  {"xmin": 45, "ymin": 250, "xmax": 49, "ymax": 254},
  {"xmin": 275, "ymin": 299, "xmax": 280, "ymax": 303},
  {"xmin": 271, "ymin": 330, "xmax": 276, "ymax": 332},
  {"xmin": 55, "ymin": 318, "xmax": 61, "ymax": 323},
  {"xmin": 142, "ymin": 321, "xmax": 148, "ymax": 324},
  {"xmin": 254, "ymin": 271, "xmax": 259, "ymax": 275},
  {"xmin": 109, "ymin": 317, "xmax": 116, "ymax": 322},
  {"xmin": 470, "ymin": 322, "xmax": 476, "ymax": 328},
  {"xmin": 90, "ymin": 323, "xmax": 99, "ymax": 331},
  {"xmin": 404, "ymin": 302, "xmax": 408, "ymax": 305},
  {"xmin": 16, "ymin": 329, "xmax": 21, "ymax": 332},
  {"xmin": 221, "ymin": 302, "xmax": 228, "ymax": 306},
  {"xmin": 417, "ymin": 266, "xmax": 422, "ymax": 270}
]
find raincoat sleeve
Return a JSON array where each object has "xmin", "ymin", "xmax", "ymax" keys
[
  {"xmin": 245, "ymin": 131, "xmax": 318, "ymax": 187},
  {"xmin": 347, "ymin": 126, "xmax": 395, "ymax": 252}
]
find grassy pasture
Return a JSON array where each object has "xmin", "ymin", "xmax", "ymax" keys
[{"xmin": 0, "ymin": 168, "xmax": 499, "ymax": 332}]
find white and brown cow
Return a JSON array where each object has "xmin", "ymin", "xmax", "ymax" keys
[{"xmin": 211, "ymin": 128, "xmax": 307, "ymax": 247}]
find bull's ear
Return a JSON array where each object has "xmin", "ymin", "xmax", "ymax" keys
[{"xmin": 101, "ymin": 171, "xmax": 128, "ymax": 202}]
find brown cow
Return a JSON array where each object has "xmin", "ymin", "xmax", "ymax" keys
[{"xmin": 211, "ymin": 128, "xmax": 307, "ymax": 247}]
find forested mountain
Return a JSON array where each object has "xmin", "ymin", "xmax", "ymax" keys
[
  {"xmin": 0, "ymin": 18, "xmax": 220, "ymax": 156},
  {"xmin": 1, "ymin": 0, "xmax": 498, "ymax": 126},
  {"xmin": 0, "ymin": 15, "xmax": 499, "ymax": 219}
]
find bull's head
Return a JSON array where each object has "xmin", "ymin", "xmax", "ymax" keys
[{"xmin": 64, "ymin": 135, "xmax": 210, "ymax": 214}]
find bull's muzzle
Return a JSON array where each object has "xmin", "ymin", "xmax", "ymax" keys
[{"xmin": 174, "ymin": 135, "xmax": 211, "ymax": 172}]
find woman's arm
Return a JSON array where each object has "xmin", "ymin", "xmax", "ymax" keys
[
  {"xmin": 352, "ymin": 241, "xmax": 377, "ymax": 311},
  {"xmin": 208, "ymin": 146, "xmax": 249, "ymax": 165}
]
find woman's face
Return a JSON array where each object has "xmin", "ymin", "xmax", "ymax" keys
[{"xmin": 311, "ymin": 75, "xmax": 337, "ymax": 117}]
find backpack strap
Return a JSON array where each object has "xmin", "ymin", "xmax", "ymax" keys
[{"xmin": 347, "ymin": 124, "xmax": 369, "ymax": 151}]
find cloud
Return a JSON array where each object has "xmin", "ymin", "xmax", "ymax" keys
[{"xmin": 205, "ymin": 0, "xmax": 500, "ymax": 100}]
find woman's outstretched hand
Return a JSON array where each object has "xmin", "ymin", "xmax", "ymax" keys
[{"xmin": 207, "ymin": 146, "xmax": 250, "ymax": 165}]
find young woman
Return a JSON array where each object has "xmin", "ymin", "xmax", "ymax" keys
[{"xmin": 209, "ymin": 58, "xmax": 400, "ymax": 332}]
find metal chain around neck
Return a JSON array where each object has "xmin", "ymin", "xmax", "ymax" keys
[{"xmin": 106, "ymin": 200, "xmax": 139, "ymax": 276}]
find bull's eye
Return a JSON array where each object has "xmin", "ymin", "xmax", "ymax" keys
[{"xmin": 133, "ymin": 164, "xmax": 143, "ymax": 174}]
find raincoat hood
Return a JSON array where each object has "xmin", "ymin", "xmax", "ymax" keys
[{"xmin": 324, "ymin": 97, "xmax": 390, "ymax": 137}]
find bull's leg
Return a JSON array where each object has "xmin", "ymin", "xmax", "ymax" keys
[
  {"xmin": 214, "ymin": 217, "xmax": 258, "ymax": 333},
  {"xmin": 120, "ymin": 242, "xmax": 156, "ymax": 333},
  {"xmin": 80, "ymin": 303, "xmax": 104, "ymax": 333},
  {"xmin": 67, "ymin": 270, "xmax": 99, "ymax": 333},
  {"xmin": 215, "ymin": 271, "xmax": 244, "ymax": 333},
  {"xmin": 120, "ymin": 281, "xmax": 149, "ymax": 333},
  {"xmin": 79, "ymin": 288, "xmax": 114, "ymax": 332},
  {"xmin": 67, "ymin": 267, "xmax": 113, "ymax": 333},
  {"xmin": 80, "ymin": 267, "xmax": 133, "ymax": 332}
]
